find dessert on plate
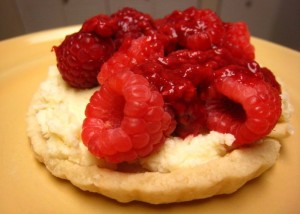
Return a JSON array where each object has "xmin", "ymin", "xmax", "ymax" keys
[{"xmin": 27, "ymin": 7, "xmax": 293, "ymax": 204}]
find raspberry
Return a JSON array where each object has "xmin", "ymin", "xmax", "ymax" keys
[
  {"xmin": 246, "ymin": 61, "xmax": 281, "ymax": 92},
  {"xmin": 98, "ymin": 35, "xmax": 164, "ymax": 84},
  {"xmin": 82, "ymin": 70, "xmax": 174, "ymax": 163},
  {"xmin": 53, "ymin": 32, "xmax": 115, "ymax": 88},
  {"xmin": 156, "ymin": 7, "xmax": 255, "ymax": 61},
  {"xmin": 110, "ymin": 7, "xmax": 157, "ymax": 49},
  {"xmin": 206, "ymin": 65, "xmax": 282, "ymax": 146},
  {"xmin": 80, "ymin": 14, "xmax": 114, "ymax": 37},
  {"xmin": 80, "ymin": 7, "xmax": 158, "ymax": 51},
  {"xmin": 156, "ymin": 7, "xmax": 225, "ymax": 51},
  {"xmin": 176, "ymin": 7, "xmax": 225, "ymax": 51},
  {"xmin": 223, "ymin": 22, "xmax": 255, "ymax": 61}
]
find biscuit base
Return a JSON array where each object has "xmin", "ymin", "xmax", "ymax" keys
[{"xmin": 27, "ymin": 91, "xmax": 281, "ymax": 204}]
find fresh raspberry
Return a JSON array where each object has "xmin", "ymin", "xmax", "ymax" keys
[
  {"xmin": 156, "ymin": 7, "xmax": 225, "ymax": 51},
  {"xmin": 98, "ymin": 35, "xmax": 164, "ymax": 84},
  {"xmin": 80, "ymin": 14, "xmax": 114, "ymax": 37},
  {"xmin": 247, "ymin": 61, "xmax": 281, "ymax": 92},
  {"xmin": 222, "ymin": 22, "xmax": 255, "ymax": 61},
  {"xmin": 176, "ymin": 7, "xmax": 225, "ymax": 51},
  {"xmin": 110, "ymin": 7, "xmax": 157, "ymax": 49},
  {"xmin": 206, "ymin": 65, "xmax": 282, "ymax": 146},
  {"xmin": 53, "ymin": 32, "xmax": 115, "ymax": 88},
  {"xmin": 82, "ymin": 70, "xmax": 174, "ymax": 163},
  {"xmin": 157, "ymin": 7, "xmax": 255, "ymax": 61}
]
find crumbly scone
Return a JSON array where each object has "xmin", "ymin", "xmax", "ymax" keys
[{"xmin": 26, "ymin": 67, "xmax": 292, "ymax": 204}]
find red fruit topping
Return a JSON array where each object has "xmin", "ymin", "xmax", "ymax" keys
[
  {"xmin": 155, "ymin": 9, "xmax": 182, "ymax": 53},
  {"xmin": 133, "ymin": 48, "xmax": 255, "ymax": 138},
  {"xmin": 223, "ymin": 22, "xmax": 255, "ymax": 61},
  {"xmin": 159, "ymin": 49, "xmax": 215, "ymax": 85},
  {"xmin": 133, "ymin": 61, "xmax": 197, "ymax": 102},
  {"xmin": 98, "ymin": 35, "xmax": 164, "ymax": 84},
  {"xmin": 110, "ymin": 7, "xmax": 157, "ymax": 49},
  {"xmin": 82, "ymin": 70, "xmax": 174, "ymax": 163},
  {"xmin": 53, "ymin": 32, "xmax": 115, "ymax": 88},
  {"xmin": 52, "ymin": 7, "xmax": 284, "ymax": 161},
  {"xmin": 206, "ymin": 65, "xmax": 282, "ymax": 146},
  {"xmin": 132, "ymin": 47, "xmax": 262, "ymax": 140}
]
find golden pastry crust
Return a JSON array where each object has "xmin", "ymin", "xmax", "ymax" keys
[{"xmin": 26, "ymin": 68, "xmax": 291, "ymax": 204}]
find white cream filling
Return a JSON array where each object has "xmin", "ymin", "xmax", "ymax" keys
[{"xmin": 32, "ymin": 66, "xmax": 292, "ymax": 172}]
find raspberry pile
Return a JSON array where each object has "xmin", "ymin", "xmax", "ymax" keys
[{"xmin": 54, "ymin": 7, "xmax": 282, "ymax": 163}]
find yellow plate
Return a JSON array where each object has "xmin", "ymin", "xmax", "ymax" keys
[{"xmin": 0, "ymin": 26, "xmax": 299, "ymax": 213}]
